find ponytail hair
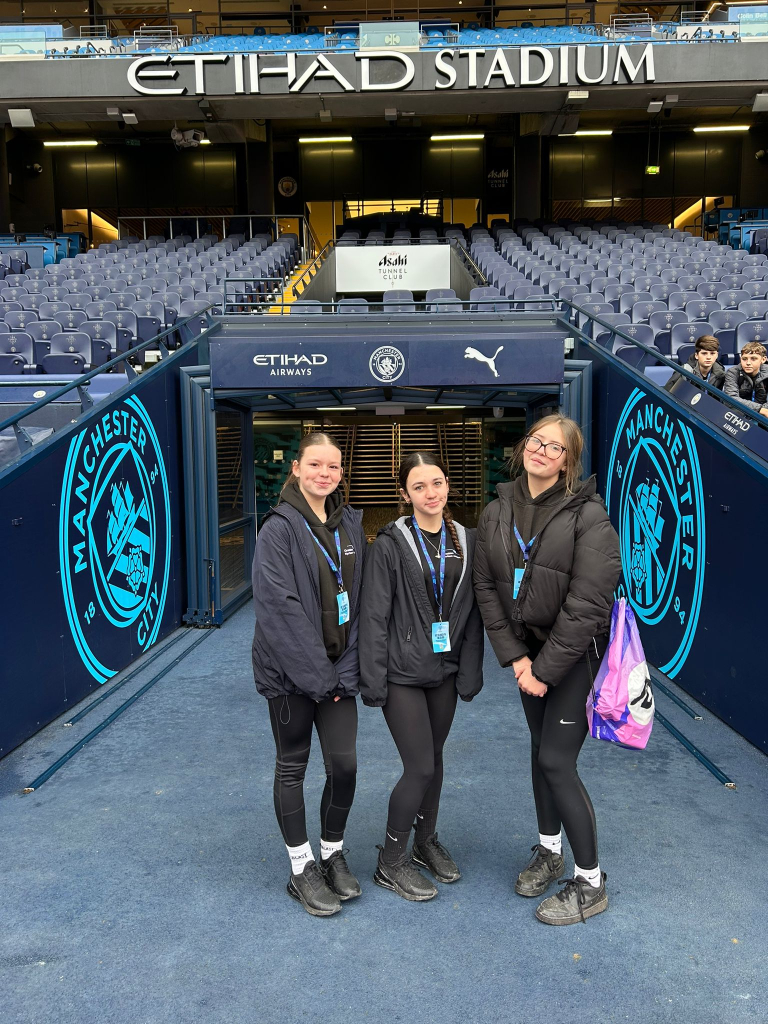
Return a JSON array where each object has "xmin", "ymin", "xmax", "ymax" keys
[
  {"xmin": 282, "ymin": 430, "xmax": 347, "ymax": 501},
  {"xmin": 398, "ymin": 450, "xmax": 463, "ymax": 561}
]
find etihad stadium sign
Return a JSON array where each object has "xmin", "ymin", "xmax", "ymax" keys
[{"xmin": 127, "ymin": 44, "xmax": 655, "ymax": 96}]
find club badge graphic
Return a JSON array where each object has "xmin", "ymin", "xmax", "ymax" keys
[
  {"xmin": 59, "ymin": 395, "xmax": 171, "ymax": 683},
  {"xmin": 369, "ymin": 345, "xmax": 405, "ymax": 384},
  {"xmin": 606, "ymin": 388, "xmax": 705, "ymax": 678}
]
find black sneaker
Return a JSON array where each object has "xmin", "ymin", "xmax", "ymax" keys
[
  {"xmin": 373, "ymin": 847, "xmax": 437, "ymax": 902},
  {"xmin": 535, "ymin": 873, "xmax": 608, "ymax": 926},
  {"xmin": 319, "ymin": 850, "xmax": 362, "ymax": 901},
  {"xmin": 287, "ymin": 861, "xmax": 342, "ymax": 917},
  {"xmin": 412, "ymin": 833, "xmax": 461, "ymax": 883},
  {"xmin": 515, "ymin": 845, "xmax": 566, "ymax": 898}
]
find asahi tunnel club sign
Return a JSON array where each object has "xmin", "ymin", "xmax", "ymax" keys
[{"xmin": 127, "ymin": 44, "xmax": 656, "ymax": 96}]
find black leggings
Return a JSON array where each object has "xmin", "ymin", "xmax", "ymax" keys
[
  {"xmin": 382, "ymin": 678, "xmax": 458, "ymax": 832},
  {"xmin": 267, "ymin": 693, "xmax": 357, "ymax": 848},
  {"xmin": 519, "ymin": 641, "xmax": 605, "ymax": 870}
]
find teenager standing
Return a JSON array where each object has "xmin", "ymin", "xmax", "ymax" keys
[
  {"xmin": 251, "ymin": 432, "xmax": 366, "ymax": 917},
  {"xmin": 474, "ymin": 415, "xmax": 620, "ymax": 925},
  {"xmin": 360, "ymin": 452, "xmax": 484, "ymax": 901}
]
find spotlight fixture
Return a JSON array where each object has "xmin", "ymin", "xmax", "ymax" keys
[
  {"xmin": 753, "ymin": 93, "xmax": 768, "ymax": 112},
  {"xmin": 430, "ymin": 133, "xmax": 484, "ymax": 141},
  {"xmin": 566, "ymin": 90, "xmax": 589, "ymax": 103},
  {"xmin": 647, "ymin": 100, "xmax": 663, "ymax": 114},
  {"xmin": 384, "ymin": 108, "xmax": 398, "ymax": 122},
  {"xmin": 122, "ymin": 112, "xmax": 138, "ymax": 125},
  {"xmin": 298, "ymin": 136, "xmax": 353, "ymax": 143},
  {"xmin": 318, "ymin": 109, "xmax": 333, "ymax": 122},
  {"xmin": 9, "ymin": 109, "xmax": 35, "ymax": 128},
  {"xmin": 692, "ymin": 124, "xmax": 751, "ymax": 133},
  {"xmin": 664, "ymin": 95, "xmax": 679, "ymax": 106},
  {"xmin": 106, "ymin": 106, "xmax": 122, "ymax": 120}
]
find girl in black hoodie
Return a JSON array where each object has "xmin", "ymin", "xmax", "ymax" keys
[
  {"xmin": 474, "ymin": 415, "xmax": 620, "ymax": 926},
  {"xmin": 251, "ymin": 431, "xmax": 366, "ymax": 917},
  {"xmin": 360, "ymin": 452, "xmax": 484, "ymax": 902}
]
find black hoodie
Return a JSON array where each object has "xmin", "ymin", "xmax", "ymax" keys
[
  {"xmin": 359, "ymin": 517, "xmax": 484, "ymax": 707},
  {"xmin": 279, "ymin": 478, "xmax": 355, "ymax": 659},
  {"xmin": 474, "ymin": 475, "xmax": 621, "ymax": 686}
]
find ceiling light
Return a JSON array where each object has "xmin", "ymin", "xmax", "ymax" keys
[
  {"xmin": 692, "ymin": 125, "xmax": 751, "ymax": 133},
  {"xmin": 647, "ymin": 100, "xmax": 663, "ymax": 114},
  {"xmin": 199, "ymin": 139, "xmax": 211, "ymax": 144},
  {"xmin": 8, "ymin": 109, "xmax": 35, "ymax": 128},
  {"xmin": 426, "ymin": 405, "xmax": 466, "ymax": 409},
  {"xmin": 430, "ymin": 134, "xmax": 484, "ymax": 141},
  {"xmin": 566, "ymin": 90, "xmax": 589, "ymax": 103},
  {"xmin": 298, "ymin": 136, "xmax": 353, "ymax": 143},
  {"xmin": 43, "ymin": 140, "xmax": 99, "ymax": 147},
  {"xmin": 562, "ymin": 129, "xmax": 613, "ymax": 137},
  {"xmin": 316, "ymin": 406, "xmax": 357, "ymax": 411},
  {"xmin": 122, "ymin": 112, "xmax": 138, "ymax": 124}
]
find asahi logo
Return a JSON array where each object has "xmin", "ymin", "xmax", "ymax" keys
[
  {"xmin": 606, "ymin": 388, "xmax": 705, "ymax": 679},
  {"xmin": 379, "ymin": 251, "xmax": 407, "ymax": 283}
]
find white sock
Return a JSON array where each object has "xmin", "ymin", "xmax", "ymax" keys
[
  {"xmin": 286, "ymin": 841, "xmax": 314, "ymax": 876},
  {"xmin": 539, "ymin": 832, "xmax": 562, "ymax": 855},
  {"xmin": 574, "ymin": 863, "xmax": 602, "ymax": 888},
  {"xmin": 320, "ymin": 838, "xmax": 344, "ymax": 861}
]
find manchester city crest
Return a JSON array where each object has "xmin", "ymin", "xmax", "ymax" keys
[
  {"xmin": 369, "ymin": 345, "xmax": 406, "ymax": 384},
  {"xmin": 606, "ymin": 388, "xmax": 705, "ymax": 678},
  {"xmin": 59, "ymin": 395, "xmax": 171, "ymax": 683}
]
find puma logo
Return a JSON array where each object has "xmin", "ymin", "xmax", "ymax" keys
[{"xmin": 464, "ymin": 345, "xmax": 504, "ymax": 377}]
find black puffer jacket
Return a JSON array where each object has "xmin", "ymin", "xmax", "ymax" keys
[
  {"xmin": 665, "ymin": 355, "xmax": 725, "ymax": 393},
  {"xmin": 473, "ymin": 476, "xmax": 620, "ymax": 686},
  {"xmin": 359, "ymin": 518, "xmax": 484, "ymax": 707},
  {"xmin": 251, "ymin": 501, "xmax": 366, "ymax": 702}
]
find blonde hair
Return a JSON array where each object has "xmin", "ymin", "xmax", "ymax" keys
[{"xmin": 508, "ymin": 414, "xmax": 584, "ymax": 495}]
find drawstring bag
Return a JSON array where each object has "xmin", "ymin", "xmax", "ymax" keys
[{"xmin": 586, "ymin": 598, "xmax": 654, "ymax": 749}]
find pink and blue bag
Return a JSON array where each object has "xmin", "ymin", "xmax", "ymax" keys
[{"xmin": 586, "ymin": 598, "xmax": 655, "ymax": 750}]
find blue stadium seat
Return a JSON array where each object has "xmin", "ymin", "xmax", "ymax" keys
[
  {"xmin": 685, "ymin": 298, "xmax": 720, "ymax": 322},
  {"xmin": 648, "ymin": 310, "xmax": 687, "ymax": 355},
  {"xmin": 337, "ymin": 298, "xmax": 369, "ymax": 314},
  {"xmin": 717, "ymin": 288, "xmax": 750, "ymax": 310},
  {"xmin": 670, "ymin": 321, "xmax": 712, "ymax": 359},
  {"xmin": 5, "ymin": 310, "xmax": 38, "ymax": 332},
  {"xmin": 735, "ymin": 320, "xmax": 768, "ymax": 347},
  {"xmin": 42, "ymin": 332, "xmax": 92, "ymax": 374},
  {"xmin": 290, "ymin": 300, "xmax": 324, "ymax": 314},
  {"xmin": 0, "ymin": 331, "xmax": 35, "ymax": 373},
  {"xmin": 737, "ymin": 299, "xmax": 768, "ymax": 320}
]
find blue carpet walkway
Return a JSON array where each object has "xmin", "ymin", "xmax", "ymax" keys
[{"xmin": 1, "ymin": 605, "xmax": 765, "ymax": 1024}]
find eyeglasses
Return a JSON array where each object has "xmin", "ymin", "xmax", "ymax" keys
[{"xmin": 524, "ymin": 435, "xmax": 567, "ymax": 459}]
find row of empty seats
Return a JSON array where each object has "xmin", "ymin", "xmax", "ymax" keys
[
  {"xmin": 0, "ymin": 230, "xmax": 300, "ymax": 374},
  {"xmin": 466, "ymin": 221, "xmax": 768, "ymax": 366}
]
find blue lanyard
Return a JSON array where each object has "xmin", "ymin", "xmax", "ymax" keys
[
  {"xmin": 411, "ymin": 517, "xmax": 446, "ymax": 621},
  {"xmin": 305, "ymin": 522, "xmax": 344, "ymax": 592},
  {"xmin": 513, "ymin": 523, "xmax": 537, "ymax": 563}
]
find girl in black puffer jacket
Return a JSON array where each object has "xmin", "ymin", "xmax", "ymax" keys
[{"xmin": 474, "ymin": 414, "xmax": 620, "ymax": 927}]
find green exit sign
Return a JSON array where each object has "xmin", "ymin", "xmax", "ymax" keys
[
  {"xmin": 645, "ymin": 164, "xmax": 660, "ymax": 175},
  {"xmin": 125, "ymin": 138, "xmax": 141, "ymax": 147}
]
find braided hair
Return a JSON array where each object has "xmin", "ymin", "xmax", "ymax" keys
[{"xmin": 398, "ymin": 450, "xmax": 463, "ymax": 560}]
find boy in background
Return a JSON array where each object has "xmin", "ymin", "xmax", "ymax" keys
[
  {"xmin": 665, "ymin": 335, "xmax": 725, "ymax": 394},
  {"xmin": 723, "ymin": 341, "xmax": 768, "ymax": 419}
]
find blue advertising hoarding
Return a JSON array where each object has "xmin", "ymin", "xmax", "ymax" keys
[
  {"xmin": 209, "ymin": 333, "xmax": 566, "ymax": 390},
  {"xmin": 0, "ymin": 357, "xmax": 190, "ymax": 757},
  {"xmin": 593, "ymin": 360, "xmax": 768, "ymax": 751}
]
